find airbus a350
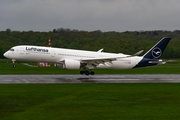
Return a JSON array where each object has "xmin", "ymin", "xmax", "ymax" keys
[{"xmin": 3, "ymin": 37, "xmax": 171, "ymax": 75}]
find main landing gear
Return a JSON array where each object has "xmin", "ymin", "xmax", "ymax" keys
[
  {"xmin": 80, "ymin": 63, "xmax": 95, "ymax": 75},
  {"xmin": 80, "ymin": 70, "xmax": 95, "ymax": 75}
]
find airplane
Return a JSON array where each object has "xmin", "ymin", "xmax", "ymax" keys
[{"xmin": 3, "ymin": 37, "xmax": 171, "ymax": 75}]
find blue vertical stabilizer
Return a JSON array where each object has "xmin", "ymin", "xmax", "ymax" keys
[
  {"xmin": 134, "ymin": 37, "xmax": 171, "ymax": 68},
  {"xmin": 143, "ymin": 37, "xmax": 171, "ymax": 59}
]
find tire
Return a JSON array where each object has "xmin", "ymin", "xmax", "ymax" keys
[
  {"xmin": 13, "ymin": 64, "xmax": 16, "ymax": 68},
  {"xmin": 85, "ymin": 71, "xmax": 90, "ymax": 75},
  {"xmin": 80, "ymin": 71, "xmax": 85, "ymax": 74},
  {"xmin": 90, "ymin": 71, "xmax": 95, "ymax": 75}
]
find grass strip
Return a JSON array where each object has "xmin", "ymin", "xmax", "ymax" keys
[{"xmin": 0, "ymin": 84, "xmax": 180, "ymax": 120}]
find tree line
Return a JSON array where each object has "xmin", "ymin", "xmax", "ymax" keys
[{"xmin": 0, "ymin": 28, "xmax": 180, "ymax": 58}]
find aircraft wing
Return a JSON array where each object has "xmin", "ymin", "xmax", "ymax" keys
[
  {"xmin": 81, "ymin": 49, "xmax": 142, "ymax": 65},
  {"xmin": 80, "ymin": 49, "xmax": 143, "ymax": 68},
  {"xmin": 81, "ymin": 56, "xmax": 130, "ymax": 66}
]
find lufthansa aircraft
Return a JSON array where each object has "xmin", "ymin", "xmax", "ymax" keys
[{"xmin": 3, "ymin": 37, "xmax": 171, "ymax": 75}]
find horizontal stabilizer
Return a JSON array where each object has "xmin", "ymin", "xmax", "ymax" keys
[
  {"xmin": 148, "ymin": 59, "xmax": 166, "ymax": 64},
  {"xmin": 133, "ymin": 50, "xmax": 144, "ymax": 56}
]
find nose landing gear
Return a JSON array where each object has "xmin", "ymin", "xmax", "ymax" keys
[{"xmin": 12, "ymin": 59, "xmax": 16, "ymax": 68}]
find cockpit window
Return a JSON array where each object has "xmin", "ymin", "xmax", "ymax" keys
[{"xmin": 10, "ymin": 49, "xmax": 15, "ymax": 51}]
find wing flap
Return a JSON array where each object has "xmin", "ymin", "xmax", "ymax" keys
[{"xmin": 81, "ymin": 57, "xmax": 116, "ymax": 62}]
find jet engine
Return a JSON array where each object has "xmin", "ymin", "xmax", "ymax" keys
[{"xmin": 63, "ymin": 59, "xmax": 81, "ymax": 70}]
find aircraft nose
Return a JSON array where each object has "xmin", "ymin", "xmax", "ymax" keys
[{"xmin": 3, "ymin": 52, "xmax": 8, "ymax": 58}]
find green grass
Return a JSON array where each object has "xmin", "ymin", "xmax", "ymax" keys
[
  {"xmin": 0, "ymin": 84, "xmax": 180, "ymax": 120},
  {"xmin": 0, "ymin": 59, "xmax": 180, "ymax": 74}
]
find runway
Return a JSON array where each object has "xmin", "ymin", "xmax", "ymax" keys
[{"xmin": 0, "ymin": 74, "xmax": 180, "ymax": 83}]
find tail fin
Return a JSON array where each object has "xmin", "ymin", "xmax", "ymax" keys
[{"xmin": 143, "ymin": 37, "xmax": 171, "ymax": 59}]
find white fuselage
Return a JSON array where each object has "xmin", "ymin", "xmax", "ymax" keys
[{"xmin": 4, "ymin": 45, "xmax": 143, "ymax": 69}]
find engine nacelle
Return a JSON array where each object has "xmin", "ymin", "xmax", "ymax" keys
[{"xmin": 63, "ymin": 59, "xmax": 81, "ymax": 70}]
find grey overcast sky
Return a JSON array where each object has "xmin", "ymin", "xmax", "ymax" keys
[{"xmin": 0, "ymin": 0, "xmax": 180, "ymax": 32}]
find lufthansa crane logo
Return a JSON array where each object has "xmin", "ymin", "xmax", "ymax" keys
[{"xmin": 152, "ymin": 47, "xmax": 162, "ymax": 58}]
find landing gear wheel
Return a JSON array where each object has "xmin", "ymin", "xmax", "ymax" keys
[
  {"xmin": 90, "ymin": 71, "xmax": 95, "ymax": 75},
  {"xmin": 80, "ymin": 71, "xmax": 85, "ymax": 74},
  {"xmin": 85, "ymin": 71, "xmax": 90, "ymax": 76},
  {"xmin": 80, "ymin": 70, "xmax": 95, "ymax": 75},
  {"xmin": 13, "ymin": 64, "xmax": 16, "ymax": 68}
]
